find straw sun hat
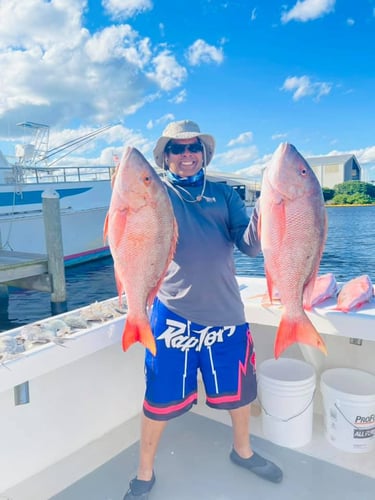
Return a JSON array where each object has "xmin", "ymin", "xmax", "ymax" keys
[{"xmin": 153, "ymin": 120, "xmax": 216, "ymax": 168}]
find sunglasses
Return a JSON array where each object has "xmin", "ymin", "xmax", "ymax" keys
[{"xmin": 166, "ymin": 142, "xmax": 203, "ymax": 155}]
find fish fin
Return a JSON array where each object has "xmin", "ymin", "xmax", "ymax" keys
[
  {"xmin": 110, "ymin": 209, "xmax": 129, "ymax": 248},
  {"xmin": 172, "ymin": 216, "xmax": 179, "ymax": 251},
  {"xmin": 111, "ymin": 262, "xmax": 125, "ymax": 305},
  {"xmin": 257, "ymin": 211, "xmax": 262, "ymax": 240},
  {"xmin": 303, "ymin": 215, "xmax": 328, "ymax": 309},
  {"xmin": 122, "ymin": 315, "xmax": 157, "ymax": 356},
  {"xmin": 303, "ymin": 274, "xmax": 319, "ymax": 310},
  {"xmin": 264, "ymin": 269, "xmax": 277, "ymax": 304},
  {"xmin": 260, "ymin": 292, "xmax": 281, "ymax": 307},
  {"xmin": 274, "ymin": 313, "xmax": 327, "ymax": 359},
  {"xmin": 262, "ymin": 200, "xmax": 286, "ymax": 303},
  {"xmin": 270, "ymin": 198, "xmax": 287, "ymax": 237},
  {"xmin": 146, "ymin": 216, "xmax": 179, "ymax": 309},
  {"xmin": 103, "ymin": 212, "xmax": 109, "ymax": 243}
]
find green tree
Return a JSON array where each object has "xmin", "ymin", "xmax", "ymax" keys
[
  {"xmin": 331, "ymin": 192, "xmax": 373, "ymax": 205},
  {"xmin": 334, "ymin": 181, "xmax": 375, "ymax": 198},
  {"xmin": 329, "ymin": 181, "xmax": 375, "ymax": 205},
  {"xmin": 322, "ymin": 187, "xmax": 335, "ymax": 202}
]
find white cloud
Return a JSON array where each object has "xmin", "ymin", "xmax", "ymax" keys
[
  {"xmin": 281, "ymin": 75, "xmax": 332, "ymax": 101},
  {"xmin": 0, "ymin": 0, "xmax": 188, "ymax": 137},
  {"xmin": 272, "ymin": 132, "xmax": 288, "ymax": 141},
  {"xmin": 228, "ymin": 132, "xmax": 253, "ymax": 147},
  {"xmin": 234, "ymin": 153, "xmax": 272, "ymax": 179},
  {"xmin": 281, "ymin": 0, "xmax": 335, "ymax": 23},
  {"xmin": 213, "ymin": 145, "xmax": 259, "ymax": 174},
  {"xmin": 186, "ymin": 39, "xmax": 224, "ymax": 66},
  {"xmin": 85, "ymin": 25, "xmax": 151, "ymax": 67},
  {"xmin": 169, "ymin": 89, "xmax": 187, "ymax": 104},
  {"xmin": 159, "ymin": 23, "xmax": 166, "ymax": 37},
  {"xmin": 103, "ymin": 0, "xmax": 153, "ymax": 20},
  {"xmin": 250, "ymin": 8, "xmax": 257, "ymax": 21},
  {"xmin": 350, "ymin": 146, "xmax": 375, "ymax": 167},
  {"xmin": 0, "ymin": 0, "xmax": 87, "ymax": 50},
  {"xmin": 146, "ymin": 50, "xmax": 187, "ymax": 91},
  {"xmin": 346, "ymin": 18, "xmax": 355, "ymax": 26},
  {"xmin": 146, "ymin": 114, "xmax": 175, "ymax": 129}
]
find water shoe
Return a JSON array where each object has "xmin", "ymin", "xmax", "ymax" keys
[
  {"xmin": 123, "ymin": 472, "xmax": 156, "ymax": 499},
  {"xmin": 230, "ymin": 449, "xmax": 283, "ymax": 483}
]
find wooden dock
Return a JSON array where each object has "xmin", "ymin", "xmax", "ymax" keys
[
  {"xmin": 0, "ymin": 193, "xmax": 69, "ymax": 317},
  {"xmin": 0, "ymin": 250, "xmax": 51, "ymax": 291}
]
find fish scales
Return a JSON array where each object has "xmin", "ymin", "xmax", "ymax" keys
[
  {"xmin": 259, "ymin": 142, "xmax": 328, "ymax": 358},
  {"xmin": 104, "ymin": 146, "xmax": 178, "ymax": 355}
]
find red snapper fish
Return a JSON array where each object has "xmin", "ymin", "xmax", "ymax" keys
[
  {"xmin": 258, "ymin": 143, "xmax": 328, "ymax": 359},
  {"xmin": 335, "ymin": 274, "xmax": 374, "ymax": 312},
  {"xmin": 103, "ymin": 147, "xmax": 178, "ymax": 355}
]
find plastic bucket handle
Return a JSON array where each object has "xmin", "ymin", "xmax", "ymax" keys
[
  {"xmin": 258, "ymin": 389, "xmax": 316, "ymax": 423},
  {"xmin": 334, "ymin": 402, "xmax": 375, "ymax": 435}
]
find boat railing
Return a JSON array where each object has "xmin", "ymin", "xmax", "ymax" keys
[{"xmin": 1, "ymin": 163, "xmax": 114, "ymax": 185}]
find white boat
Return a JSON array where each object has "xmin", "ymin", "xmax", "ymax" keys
[
  {"xmin": 0, "ymin": 122, "xmax": 113, "ymax": 266},
  {"xmin": 0, "ymin": 276, "xmax": 374, "ymax": 499},
  {"xmin": 0, "ymin": 123, "xmax": 258, "ymax": 267}
]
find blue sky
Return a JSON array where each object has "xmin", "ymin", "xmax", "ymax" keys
[{"xmin": 0, "ymin": 0, "xmax": 374, "ymax": 181}]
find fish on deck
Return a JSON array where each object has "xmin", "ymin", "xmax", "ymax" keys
[
  {"xmin": 255, "ymin": 272, "xmax": 338, "ymax": 308},
  {"xmin": 308, "ymin": 272, "xmax": 338, "ymax": 308},
  {"xmin": 335, "ymin": 274, "xmax": 374, "ymax": 312},
  {"xmin": 103, "ymin": 147, "xmax": 178, "ymax": 355},
  {"xmin": 258, "ymin": 142, "xmax": 328, "ymax": 358}
]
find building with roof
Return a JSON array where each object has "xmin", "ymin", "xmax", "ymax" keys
[
  {"xmin": 306, "ymin": 154, "xmax": 361, "ymax": 189},
  {"xmin": 206, "ymin": 170, "xmax": 260, "ymax": 204}
]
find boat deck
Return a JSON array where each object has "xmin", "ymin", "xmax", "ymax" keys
[
  {"xmin": 3, "ymin": 384, "xmax": 374, "ymax": 500},
  {"xmin": 1, "ymin": 274, "xmax": 374, "ymax": 500}
]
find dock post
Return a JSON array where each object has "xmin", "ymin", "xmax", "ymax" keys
[
  {"xmin": 0, "ymin": 284, "xmax": 9, "ymax": 322},
  {"xmin": 0, "ymin": 230, "xmax": 10, "ymax": 320},
  {"xmin": 42, "ymin": 190, "xmax": 67, "ymax": 315}
]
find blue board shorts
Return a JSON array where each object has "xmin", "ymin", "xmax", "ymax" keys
[{"xmin": 143, "ymin": 298, "xmax": 257, "ymax": 421}]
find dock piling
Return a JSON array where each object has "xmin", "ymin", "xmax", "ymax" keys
[{"xmin": 42, "ymin": 190, "xmax": 67, "ymax": 315}]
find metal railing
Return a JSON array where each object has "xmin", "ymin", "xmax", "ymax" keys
[{"xmin": 0, "ymin": 164, "xmax": 114, "ymax": 185}]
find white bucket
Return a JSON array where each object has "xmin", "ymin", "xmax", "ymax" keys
[
  {"xmin": 257, "ymin": 358, "xmax": 316, "ymax": 448},
  {"xmin": 320, "ymin": 368, "xmax": 375, "ymax": 453}
]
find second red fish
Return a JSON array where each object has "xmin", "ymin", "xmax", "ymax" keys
[{"xmin": 258, "ymin": 143, "xmax": 328, "ymax": 358}]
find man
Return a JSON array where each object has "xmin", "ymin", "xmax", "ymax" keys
[{"xmin": 124, "ymin": 120, "xmax": 282, "ymax": 499}]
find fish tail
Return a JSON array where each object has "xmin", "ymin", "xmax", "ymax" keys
[
  {"xmin": 274, "ymin": 314, "xmax": 327, "ymax": 359},
  {"xmin": 122, "ymin": 316, "xmax": 157, "ymax": 355}
]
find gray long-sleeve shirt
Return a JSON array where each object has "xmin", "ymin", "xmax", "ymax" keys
[{"xmin": 157, "ymin": 179, "xmax": 260, "ymax": 325}]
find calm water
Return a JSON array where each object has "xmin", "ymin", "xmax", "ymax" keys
[
  {"xmin": 234, "ymin": 205, "xmax": 375, "ymax": 282},
  {"xmin": 1, "ymin": 206, "xmax": 374, "ymax": 330}
]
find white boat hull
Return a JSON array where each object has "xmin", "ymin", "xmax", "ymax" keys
[{"xmin": 0, "ymin": 179, "xmax": 112, "ymax": 265}]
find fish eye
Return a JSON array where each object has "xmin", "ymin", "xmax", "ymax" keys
[
  {"xmin": 144, "ymin": 175, "xmax": 151, "ymax": 184},
  {"xmin": 301, "ymin": 168, "xmax": 307, "ymax": 176}
]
